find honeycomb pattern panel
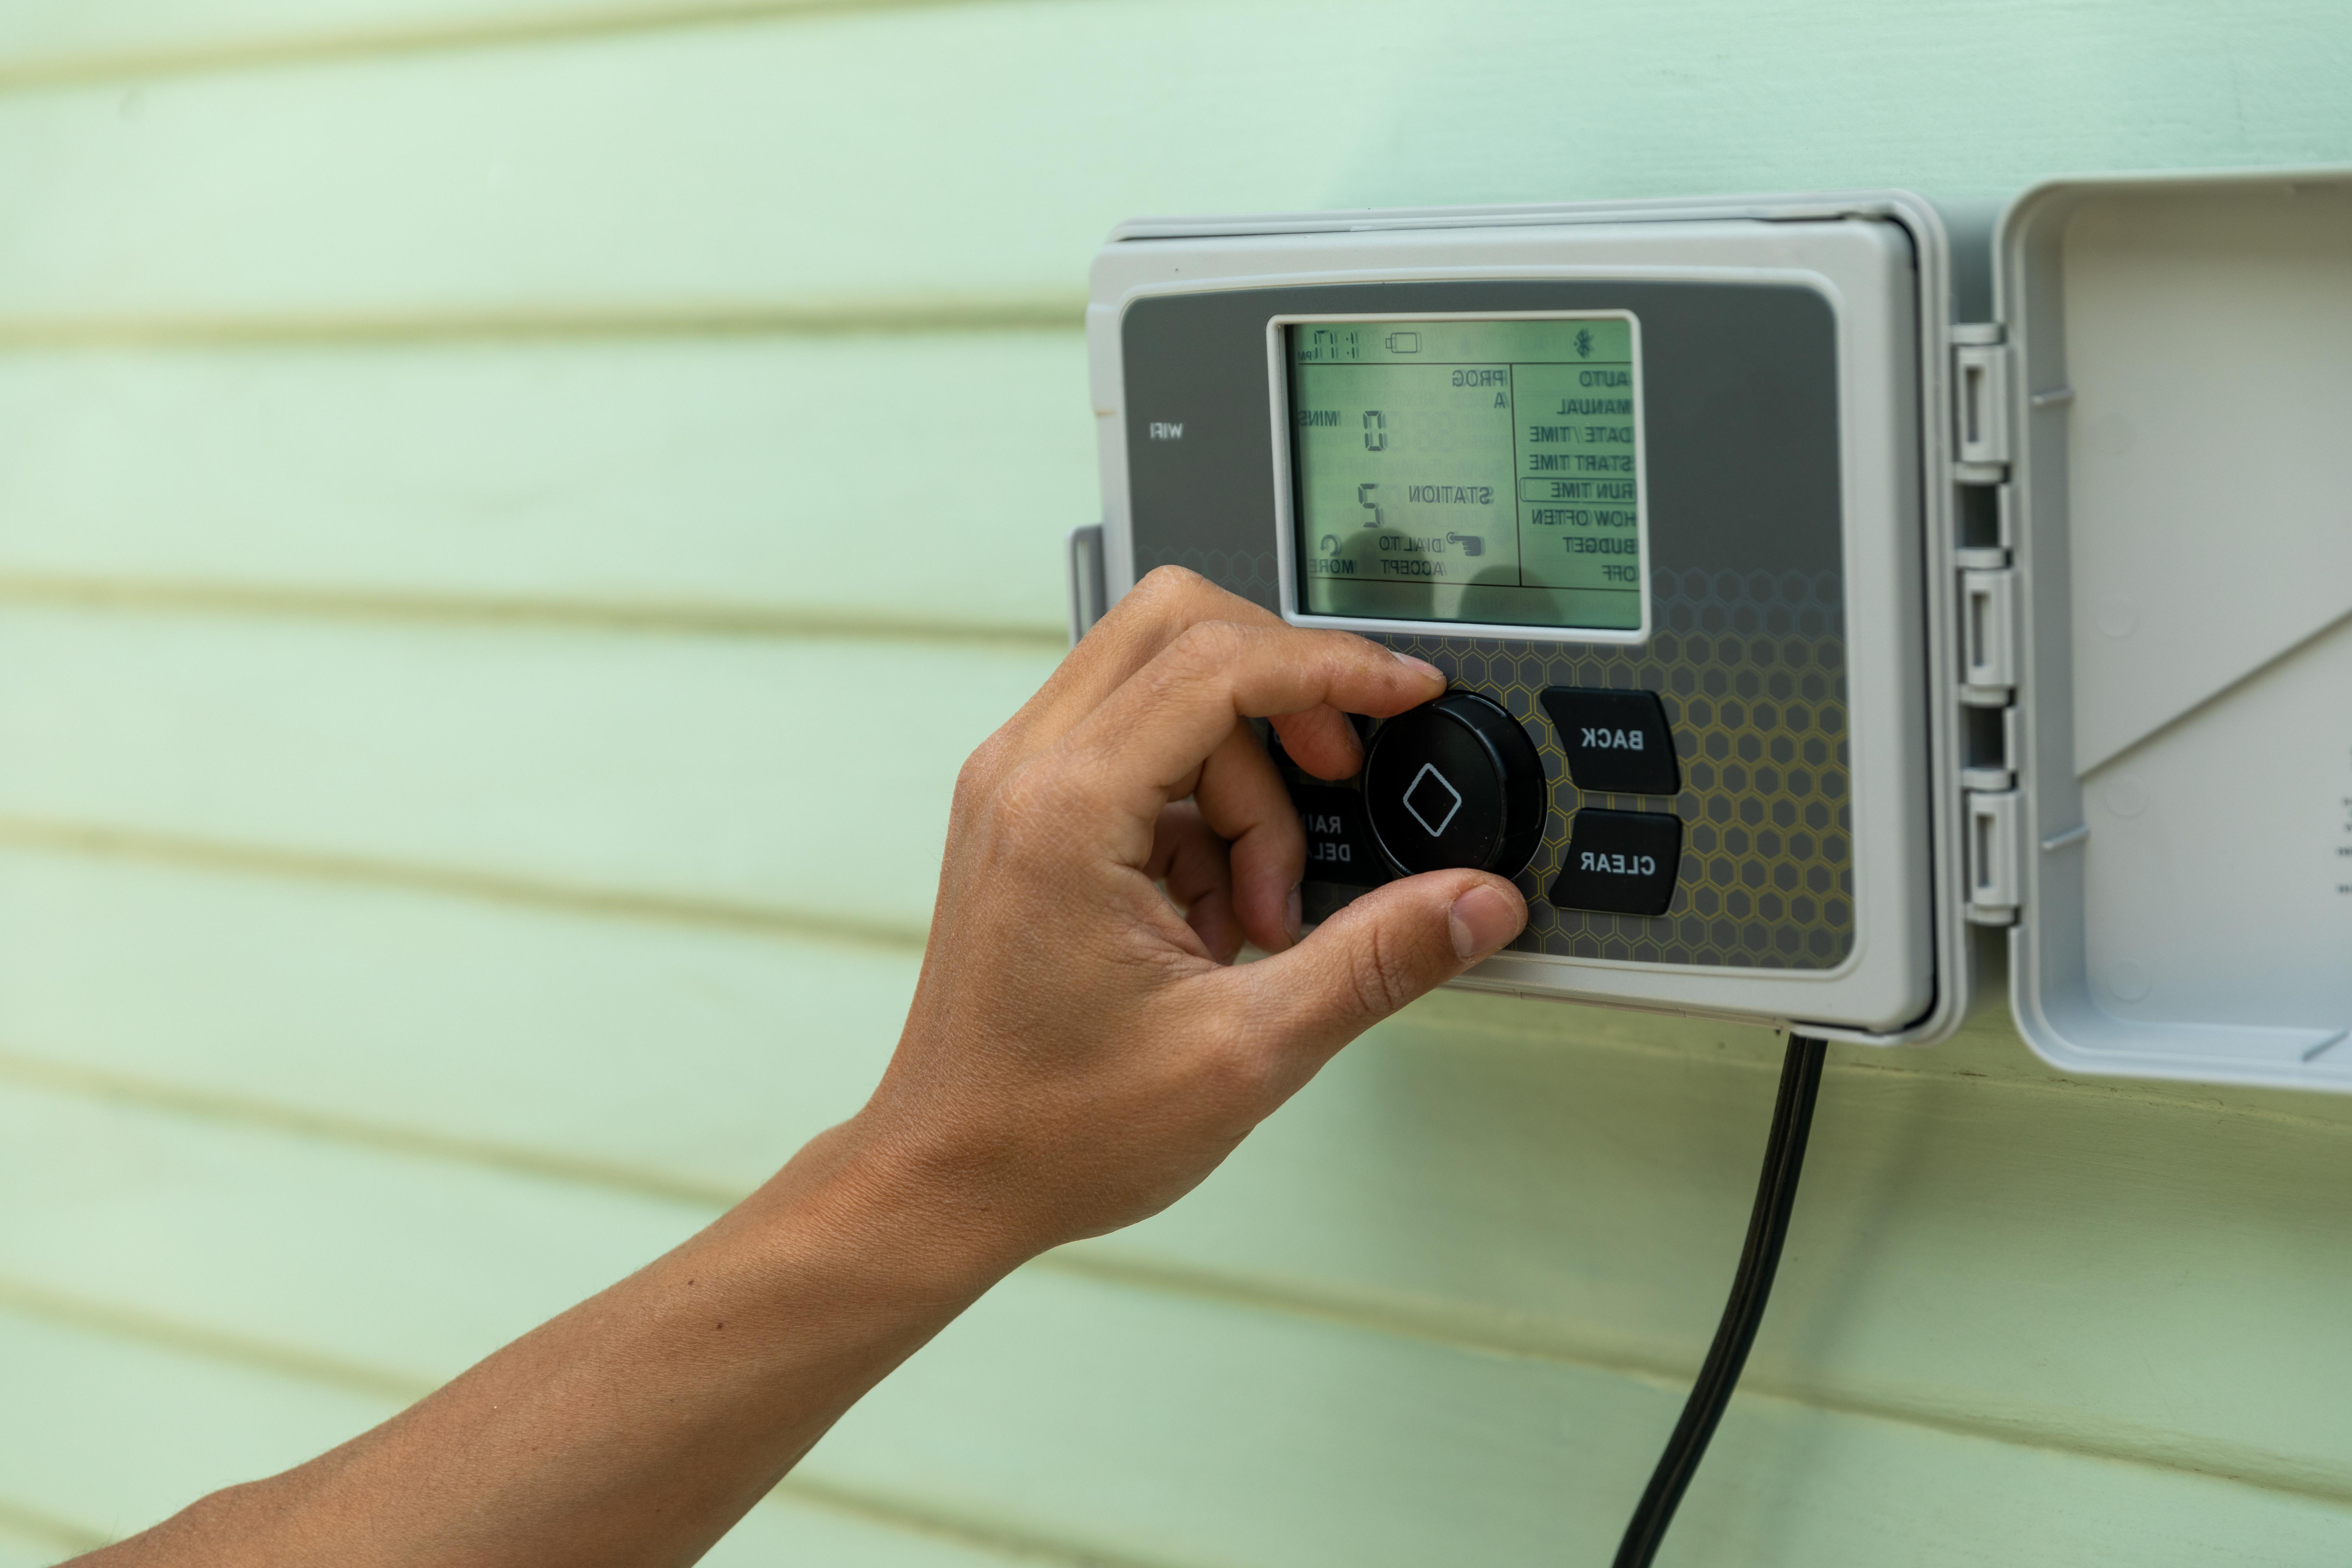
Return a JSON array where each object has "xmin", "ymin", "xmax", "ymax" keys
[
  {"xmin": 1382, "ymin": 566, "xmax": 1854, "ymax": 971},
  {"xmin": 1140, "ymin": 544, "xmax": 1279, "ymax": 612}
]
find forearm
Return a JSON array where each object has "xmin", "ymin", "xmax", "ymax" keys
[
  {"xmin": 70, "ymin": 573, "xmax": 1514, "ymax": 1566},
  {"xmin": 81, "ymin": 1121, "xmax": 1020, "ymax": 1568}
]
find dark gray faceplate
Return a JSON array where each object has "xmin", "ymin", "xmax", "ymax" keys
[{"xmin": 1124, "ymin": 280, "xmax": 1853, "ymax": 969}]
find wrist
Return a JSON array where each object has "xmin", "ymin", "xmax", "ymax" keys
[{"xmin": 738, "ymin": 1112, "xmax": 1041, "ymax": 1311}]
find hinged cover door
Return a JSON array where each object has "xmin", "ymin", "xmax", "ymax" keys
[{"xmin": 2003, "ymin": 169, "xmax": 2352, "ymax": 1087}]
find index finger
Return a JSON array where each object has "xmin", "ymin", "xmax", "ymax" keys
[
  {"xmin": 1059, "ymin": 617, "xmax": 1444, "ymax": 832},
  {"xmin": 1014, "ymin": 568, "xmax": 1373, "ymax": 780}
]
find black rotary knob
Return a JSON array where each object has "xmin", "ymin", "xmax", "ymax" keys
[{"xmin": 1362, "ymin": 692, "xmax": 1548, "ymax": 879}]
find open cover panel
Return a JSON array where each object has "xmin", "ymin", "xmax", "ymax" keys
[{"xmin": 2006, "ymin": 169, "xmax": 2352, "ymax": 1087}]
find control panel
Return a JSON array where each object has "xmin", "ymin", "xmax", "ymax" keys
[{"xmin": 1085, "ymin": 207, "xmax": 1943, "ymax": 1041}]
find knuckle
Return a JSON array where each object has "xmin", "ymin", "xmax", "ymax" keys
[
  {"xmin": 987, "ymin": 756, "xmax": 1077, "ymax": 848},
  {"xmin": 1166, "ymin": 618, "xmax": 1250, "ymax": 675},
  {"xmin": 1255, "ymin": 800, "xmax": 1306, "ymax": 849},
  {"xmin": 1136, "ymin": 564, "xmax": 1207, "ymax": 598},
  {"xmin": 1317, "ymin": 629, "xmax": 1393, "ymax": 681},
  {"xmin": 1345, "ymin": 922, "xmax": 1421, "ymax": 1018},
  {"xmin": 952, "ymin": 734, "xmax": 1014, "ymax": 808},
  {"xmin": 1128, "ymin": 566, "xmax": 1214, "ymax": 627}
]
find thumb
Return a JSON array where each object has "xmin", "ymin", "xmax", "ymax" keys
[{"xmin": 1237, "ymin": 870, "xmax": 1527, "ymax": 1067}]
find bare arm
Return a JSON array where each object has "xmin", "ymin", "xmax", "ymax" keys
[{"xmin": 80, "ymin": 568, "xmax": 1528, "ymax": 1568}]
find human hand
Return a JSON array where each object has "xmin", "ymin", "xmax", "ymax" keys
[
  {"xmin": 69, "ymin": 568, "xmax": 1532, "ymax": 1568},
  {"xmin": 842, "ymin": 567, "xmax": 1528, "ymax": 1274}
]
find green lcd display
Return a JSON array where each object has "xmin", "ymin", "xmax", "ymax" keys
[{"xmin": 1287, "ymin": 316, "xmax": 1647, "ymax": 632}]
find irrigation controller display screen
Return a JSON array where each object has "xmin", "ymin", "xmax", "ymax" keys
[{"xmin": 1288, "ymin": 315, "xmax": 1648, "ymax": 632}]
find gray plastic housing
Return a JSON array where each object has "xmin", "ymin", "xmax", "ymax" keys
[{"xmin": 1084, "ymin": 195, "xmax": 1969, "ymax": 1048}]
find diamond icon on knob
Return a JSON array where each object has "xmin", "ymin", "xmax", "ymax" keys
[{"xmin": 1402, "ymin": 763, "xmax": 1464, "ymax": 838}]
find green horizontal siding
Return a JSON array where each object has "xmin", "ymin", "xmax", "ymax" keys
[
  {"xmin": 0, "ymin": 0, "xmax": 2341, "ymax": 324},
  {"xmin": 0, "ymin": 337, "xmax": 1091, "ymax": 637},
  {"xmin": 0, "ymin": 609, "xmax": 1057, "ymax": 938},
  {"xmin": 0, "ymin": 848, "xmax": 911, "ymax": 1191},
  {"xmin": 11, "ymin": 1077, "xmax": 2352, "ymax": 1568},
  {"xmin": 0, "ymin": 1307, "xmax": 1074, "ymax": 1565},
  {"xmin": 3, "ymin": 0, "xmax": 2349, "ymax": 1561}
]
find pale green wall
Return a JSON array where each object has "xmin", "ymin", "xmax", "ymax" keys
[{"xmin": 0, "ymin": 2, "xmax": 2346, "ymax": 1563}]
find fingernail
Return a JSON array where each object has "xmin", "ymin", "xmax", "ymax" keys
[
  {"xmin": 1392, "ymin": 652, "xmax": 1444, "ymax": 683},
  {"xmin": 1449, "ymin": 885, "xmax": 1524, "ymax": 959},
  {"xmin": 1285, "ymin": 885, "xmax": 1304, "ymax": 944}
]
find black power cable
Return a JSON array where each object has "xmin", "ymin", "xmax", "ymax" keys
[{"xmin": 1612, "ymin": 1032, "xmax": 1829, "ymax": 1568}]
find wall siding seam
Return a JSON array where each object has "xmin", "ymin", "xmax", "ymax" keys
[
  {"xmin": 0, "ymin": 814, "xmax": 932, "ymax": 953},
  {"xmin": 0, "ymin": 302, "xmax": 1085, "ymax": 348},
  {"xmin": 6, "ymin": 1048, "xmax": 2352, "ymax": 1512},
  {"xmin": 1036, "ymin": 1247, "xmax": 2352, "ymax": 1516},
  {"xmin": 0, "ymin": 1043, "xmax": 748, "ymax": 1210},
  {"xmin": 0, "ymin": 1276, "xmax": 1188, "ymax": 1568},
  {"xmin": 1777, "ymin": 1045, "xmax": 2352, "ymax": 1140},
  {"xmin": 0, "ymin": 575, "xmax": 1070, "ymax": 652},
  {"xmin": 0, "ymin": 0, "xmax": 1034, "ymax": 96},
  {"xmin": 0, "ymin": 1272, "xmax": 430, "ymax": 1404},
  {"xmin": 773, "ymin": 1475, "xmax": 1202, "ymax": 1568},
  {"xmin": 0, "ymin": 1492, "xmax": 112, "ymax": 1557},
  {"xmin": 1399, "ymin": 1004, "xmax": 2352, "ymax": 1138}
]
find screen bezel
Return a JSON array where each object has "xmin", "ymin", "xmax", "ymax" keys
[{"xmin": 1268, "ymin": 309, "xmax": 1654, "ymax": 645}]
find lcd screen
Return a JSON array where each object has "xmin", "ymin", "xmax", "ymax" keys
[{"xmin": 1287, "ymin": 315, "xmax": 1647, "ymax": 632}]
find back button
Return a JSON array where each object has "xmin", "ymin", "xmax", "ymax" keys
[{"xmin": 1540, "ymin": 687, "xmax": 1680, "ymax": 796}]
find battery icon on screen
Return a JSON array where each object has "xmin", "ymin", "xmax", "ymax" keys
[{"xmin": 1384, "ymin": 332, "xmax": 1420, "ymax": 353}]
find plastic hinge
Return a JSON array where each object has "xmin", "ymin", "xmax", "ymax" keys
[
  {"xmin": 1067, "ymin": 523, "xmax": 1107, "ymax": 645},
  {"xmin": 1965, "ymin": 789, "xmax": 2022, "ymax": 924},
  {"xmin": 1952, "ymin": 329, "xmax": 2010, "ymax": 482},
  {"xmin": 1960, "ymin": 567, "xmax": 2017, "ymax": 703},
  {"xmin": 1961, "ymin": 706, "xmax": 2019, "ymax": 791}
]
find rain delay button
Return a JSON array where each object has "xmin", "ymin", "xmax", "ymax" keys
[{"xmin": 1362, "ymin": 692, "xmax": 1547, "ymax": 878}]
